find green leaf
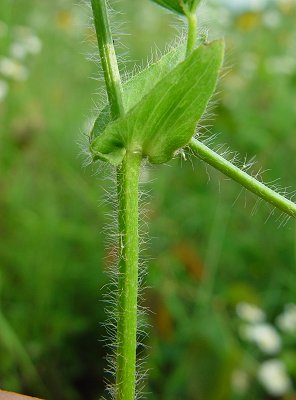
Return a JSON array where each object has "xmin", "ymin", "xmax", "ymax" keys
[
  {"xmin": 151, "ymin": 0, "xmax": 201, "ymax": 15},
  {"xmin": 123, "ymin": 45, "xmax": 186, "ymax": 113},
  {"xmin": 90, "ymin": 44, "xmax": 186, "ymax": 141},
  {"xmin": 91, "ymin": 39, "xmax": 224, "ymax": 165}
]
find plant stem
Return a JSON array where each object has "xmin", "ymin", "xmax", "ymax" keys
[
  {"xmin": 90, "ymin": 1, "xmax": 141, "ymax": 399},
  {"xmin": 90, "ymin": 0, "xmax": 124, "ymax": 119},
  {"xmin": 189, "ymin": 138, "xmax": 296, "ymax": 218},
  {"xmin": 116, "ymin": 151, "xmax": 141, "ymax": 400},
  {"xmin": 184, "ymin": 6, "xmax": 295, "ymax": 218},
  {"xmin": 186, "ymin": 12, "xmax": 197, "ymax": 57}
]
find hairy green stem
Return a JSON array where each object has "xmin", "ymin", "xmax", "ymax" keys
[
  {"xmin": 116, "ymin": 152, "xmax": 141, "ymax": 400},
  {"xmin": 185, "ymin": 10, "xmax": 295, "ymax": 218},
  {"xmin": 90, "ymin": 1, "xmax": 141, "ymax": 399},
  {"xmin": 189, "ymin": 138, "xmax": 296, "ymax": 218},
  {"xmin": 186, "ymin": 12, "xmax": 197, "ymax": 56},
  {"xmin": 90, "ymin": 0, "xmax": 124, "ymax": 119}
]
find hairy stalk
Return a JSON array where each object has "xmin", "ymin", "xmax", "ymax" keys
[
  {"xmin": 91, "ymin": 0, "xmax": 124, "ymax": 119},
  {"xmin": 116, "ymin": 152, "xmax": 141, "ymax": 400},
  {"xmin": 183, "ymin": 12, "xmax": 296, "ymax": 218},
  {"xmin": 189, "ymin": 138, "xmax": 296, "ymax": 218},
  {"xmin": 90, "ymin": 1, "xmax": 141, "ymax": 398},
  {"xmin": 186, "ymin": 11, "xmax": 197, "ymax": 57}
]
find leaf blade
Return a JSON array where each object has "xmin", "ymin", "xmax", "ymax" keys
[
  {"xmin": 91, "ymin": 40, "xmax": 224, "ymax": 165},
  {"xmin": 90, "ymin": 44, "xmax": 186, "ymax": 141}
]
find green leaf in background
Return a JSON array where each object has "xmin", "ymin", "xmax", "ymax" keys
[
  {"xmin": 151, "ymin": 0, "xmax": 201, "ymax": 15},
  {"xmin": 90, "ymin": 44, "xmax": 186, "ymax": 141},
  {"xmin": 90, "ymin": 39, "xmax": 224, "ymax": 165}
]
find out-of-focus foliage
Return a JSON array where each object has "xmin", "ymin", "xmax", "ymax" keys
[{"xmin": 0, "ymin": 0, "xmax": 295, "ymax": 399}]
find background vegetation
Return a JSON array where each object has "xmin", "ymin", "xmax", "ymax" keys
[{"xmin": 0, "ymin": 0, "xmax": 296, "ymax": 399}]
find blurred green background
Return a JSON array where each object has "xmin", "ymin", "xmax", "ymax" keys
[{"xmin": 1, "ymin": 0, "xmax": 296, "ymax": 399}]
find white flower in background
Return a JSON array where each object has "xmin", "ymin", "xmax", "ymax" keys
[
  {"xmin": 0, "ymin": 79, "xmax": 8, "ymax": 101},
  {"xmin": 231, "ymin": 369, "xmax": 249, "ymax": 394},
  {"xmin": 0, "ymin": 57, "xmax": 28, "ymax": 81},
  {"xmin": 276, "ymin": 304, "xmax": 296, "ymax": 334},
  {"xmin": 24, "ymin": 34, "xmax": 42, "ymax": 55},
  {"xmin": 258, "ymin": 359, "xmax": 292, "ymax": 396},
  {"xmin": 13, "ymin": 26, "xmax": 42, "ymax": 57},
  {"xmin": 236, "ymin": 302, "xmax": 265, "ymax": 323},
  {"xmin": 243, "ymin": 323, "xmax": 281, "ymax": 354},
  {"xmin": 266, "ymin": 56, "xmax": 296, "ymax": 75},
  {"xmin": 263, "ymin": 10, "xmax": 281, "ymax": 28},
  {"xmin": 10, "ymin": 42, "xmax": 27, "ymax": 60},
  {"xmin": 11, "ymin": 35, "xmax": 43, "ymax": 60}
]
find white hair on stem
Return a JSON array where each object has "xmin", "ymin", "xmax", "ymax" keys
[{"xmin": 81, "ymin": 1, "xmax": 293, "ymax": 399}]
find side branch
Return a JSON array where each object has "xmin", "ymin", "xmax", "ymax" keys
[{"xmin": 189, "ymin": 138, "xmax": 296, "ymax": 218}]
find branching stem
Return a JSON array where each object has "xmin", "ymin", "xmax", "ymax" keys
[
  {"xmin": 184, "ymin": 11, "xmax": 295, "ymax": 219},
  {"xmin": 90, "ymin": 1, "xmax": 141, "ymax": 399},
  {"xmin": 189, "ymin": 138, "xmax": 296, "ymax": 218},
  {"xmin": 90, "ymin": 2, "xmax": 295, "ymax": 400}
]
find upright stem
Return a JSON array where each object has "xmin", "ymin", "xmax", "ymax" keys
[
  {"xmin": 186, "ymin": 12, "xmax": 197, "ymax": 57},
  {"xmin": 91, "ymin": 0, "xmax": 124, "ymax": 119},
  {"xmin": 116, "ymin": 152, "xmax": 141, "ymax": 400},
  {"xmin": 90, "ymin": 1, "xmax": 141, "ymax": 399}
]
